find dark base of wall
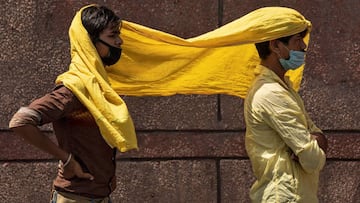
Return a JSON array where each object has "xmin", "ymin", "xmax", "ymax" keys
[{"xmin": 1, "ymin": 131, "xmax": 359, "ymax": 202}]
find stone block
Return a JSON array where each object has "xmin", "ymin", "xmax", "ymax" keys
[
  {"xmin": 117, "ymin": 131, "xmax": 246, "ymax": 159},
  {"xmin": 109, "ymin": 0, "xmax": 219, "ymax": 38},
  {"xmin": 218, "ymin": 94, "xmax": 245, "ymax": 130},
  {"xmin": 319, "ymin": 160, "xmax": 360, "ymax": 203},
  {"xmin": 220, "ymin": 159, "xmax": 255, "ymax": 203},
  {"xmin": 125, "ymin": 95, "xmax": 221, "ymax": 130},
  {"xmin": 0, "ymin": 162, "xmax": 56, "ymax": 203},
  {"xmin": 113, "ymin": 160, "xmax": 217, "ymax": 202}
]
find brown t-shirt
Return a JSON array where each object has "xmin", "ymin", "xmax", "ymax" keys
[{"xmin": 12, "ymin": 85, "xmax": 116, "ymax": 198}]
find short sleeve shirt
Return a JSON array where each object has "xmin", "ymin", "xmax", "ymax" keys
[{"xmin": 12, "ymin": 85, "xmax": 117, "ymax": 198}]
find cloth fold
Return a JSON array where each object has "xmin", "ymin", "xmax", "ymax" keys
[{"xmin": 56, "ymin": 5, "xmax": 137, "ymax": 152}]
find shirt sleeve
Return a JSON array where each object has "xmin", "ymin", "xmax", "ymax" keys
[
  {"xmin": 9, "ymin": 107, "xmax": 42, "ymax": 128},
  {"xmin": 259, "ymin": 88, "xmax": 325, "ymax": 173},
  {"xmin": 9, "ymin": 85, "xmax": 79, "ymax": 128},
  {"xmin": 304, "ymin": 111, "xmax": 323, "ymax": 134}
]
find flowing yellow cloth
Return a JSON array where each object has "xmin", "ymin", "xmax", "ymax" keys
[
  {"xmin": 56, "ymin": 5, "xmax": 138, "ymax": 152},
  {"xmin": 55, "ymin": 6, "xmax": 311, "ymax": 152},
  {"xmin": 108, "ymin": 6, "xmax": 311, "ymax": 97}
]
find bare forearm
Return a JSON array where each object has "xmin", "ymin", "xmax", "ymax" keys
[
  {"xmin": 12, "ymin": 125, "xmax": 69, "ymax": 162},
  {"xmin": 12, "ymin": 125, "xmax": 94, "ymax": 180}
]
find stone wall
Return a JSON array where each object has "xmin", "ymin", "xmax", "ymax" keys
[{"xmin": 0, "ymin": 0, "xmax": 359, "ymax": 202}]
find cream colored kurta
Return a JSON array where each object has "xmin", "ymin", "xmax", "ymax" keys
[{"xmin": 244, "ymin": 65, "xmax": 326, "ymax": 203}]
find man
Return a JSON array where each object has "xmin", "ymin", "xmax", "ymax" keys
[
  {"xmin": 244, "ymin": 28, "xmax": 328, "ymax": 202},
  {"xmin": 9, "ymin": 5, "xmax": 137, "ymax": 202}
]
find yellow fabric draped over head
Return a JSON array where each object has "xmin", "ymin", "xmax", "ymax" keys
[
  {"xmin": 56, "ymin": 5, "xmax": 138, "ymax": 152},
  {"xmin": 108, "ymin": 6, "xmax": 311, "ymax": 97},
  {"xmin": 56, "ymin": 5, "xmax": 311, "ymax": 152}
]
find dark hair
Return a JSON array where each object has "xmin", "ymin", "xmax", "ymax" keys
[
  {"xmin": 81, "ymin": 5, "xmax": 121, "ymax": 42},
  {"xmin": 255, "ymin": 29, "xmax": 308, "ymax": 59}
]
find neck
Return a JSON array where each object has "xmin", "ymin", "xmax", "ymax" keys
[{"xmin": 260, "ymin": 57, "xmax": 286, "ymax": 81}]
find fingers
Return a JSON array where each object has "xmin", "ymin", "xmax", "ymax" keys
[
  {"xmin": 58, "ymin": 160, "xmax": 75, "ymax": 179},
  {"xmin": 77, "ymin": 172, "xmax": 94, "ymax": 181},
  {"xmin": 57, "ymin": 157, "xmax": 94, "ymax": 180},
  {"xmin": 58, "ymin": 161, "xmax": 64, "ymax": 178}
]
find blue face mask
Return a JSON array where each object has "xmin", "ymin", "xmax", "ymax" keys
[{"xmin": 279, "ymin": 49, "xmax": 306, "ymax": 70}]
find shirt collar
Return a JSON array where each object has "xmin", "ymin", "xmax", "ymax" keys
[{"xmin": 257, "ymin": 65, "xmax": 294, "ymax": 90}]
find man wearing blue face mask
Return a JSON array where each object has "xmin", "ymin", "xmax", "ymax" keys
[{"xmin": 244, "ymin": 29, "xmax": 328, "ymax": 203}]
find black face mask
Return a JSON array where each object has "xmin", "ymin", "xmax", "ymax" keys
[{"xmin": 97, "ymin": 39, "xmax": 122, "ymax": 66}]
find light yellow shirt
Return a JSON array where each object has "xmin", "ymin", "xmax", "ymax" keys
[{"xmin": 244, "ymin": 65, "xmax": 326, "ymax": 203}]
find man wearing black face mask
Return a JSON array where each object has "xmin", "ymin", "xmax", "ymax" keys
[
  {"xmin": 9, "ymin": 5, "xmax": 131, "ymax": 202},
  {"xmin": 81, "ymin": 6, "xmax": 123, "ymax": 66}
]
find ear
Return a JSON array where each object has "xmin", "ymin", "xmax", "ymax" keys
[
  {"xmin": 91, "ymin": 36, "xmax": 99, "ymax": 44},
  {"xmin": 269, "ymin": 40, "xmax": 281, "ymax": 55}
]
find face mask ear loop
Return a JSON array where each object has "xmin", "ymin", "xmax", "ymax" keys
[
  {"xmin": 97, "ymin": 38, "xmax": 113, "ymax": 57},
  {"xmin": 273, "ymin": 40, "xmax": 286, "ymax": 60},
  {"xmin": 282, "ymin": 43, "xmax": 290, "ymax": 52},
  {"xmin": 275, "ymin": 50, "xmax": 282, "ymax": 59},
  {"xmin": 278, "ymin": 42, "xmax": 291, "ymax": 60},
  {"xmin": 98, "ymin": 38, "xmax": 114, "ymax": 48}
]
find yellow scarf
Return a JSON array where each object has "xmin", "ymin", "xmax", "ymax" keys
[
  {"xmin": 56, "ymin": 5, "xmax": 137, "ymax": 152},
  {"xmin": 56, "ymin": 6, "xmax": 311, "ymax": 152},
  {"xmin": 108, "ymin": 6, "xmax": 311, "ymax": 97}
]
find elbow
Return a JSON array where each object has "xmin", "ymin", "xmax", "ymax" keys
[
  {"xmin": 297, "ymin": 140, "xmax": 327, "ymax": 173},
  {"xmin": 9, "ymin": 107, "xmax": 41, "ymax": 129},
  {"xmin": 299, "ymin": 156, "xmax": 325, "ymax": 174}
]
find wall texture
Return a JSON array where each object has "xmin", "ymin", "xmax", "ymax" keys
[{"xmin": 0, "ymin": 0, "xmax": 359, "ymax": 202}]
